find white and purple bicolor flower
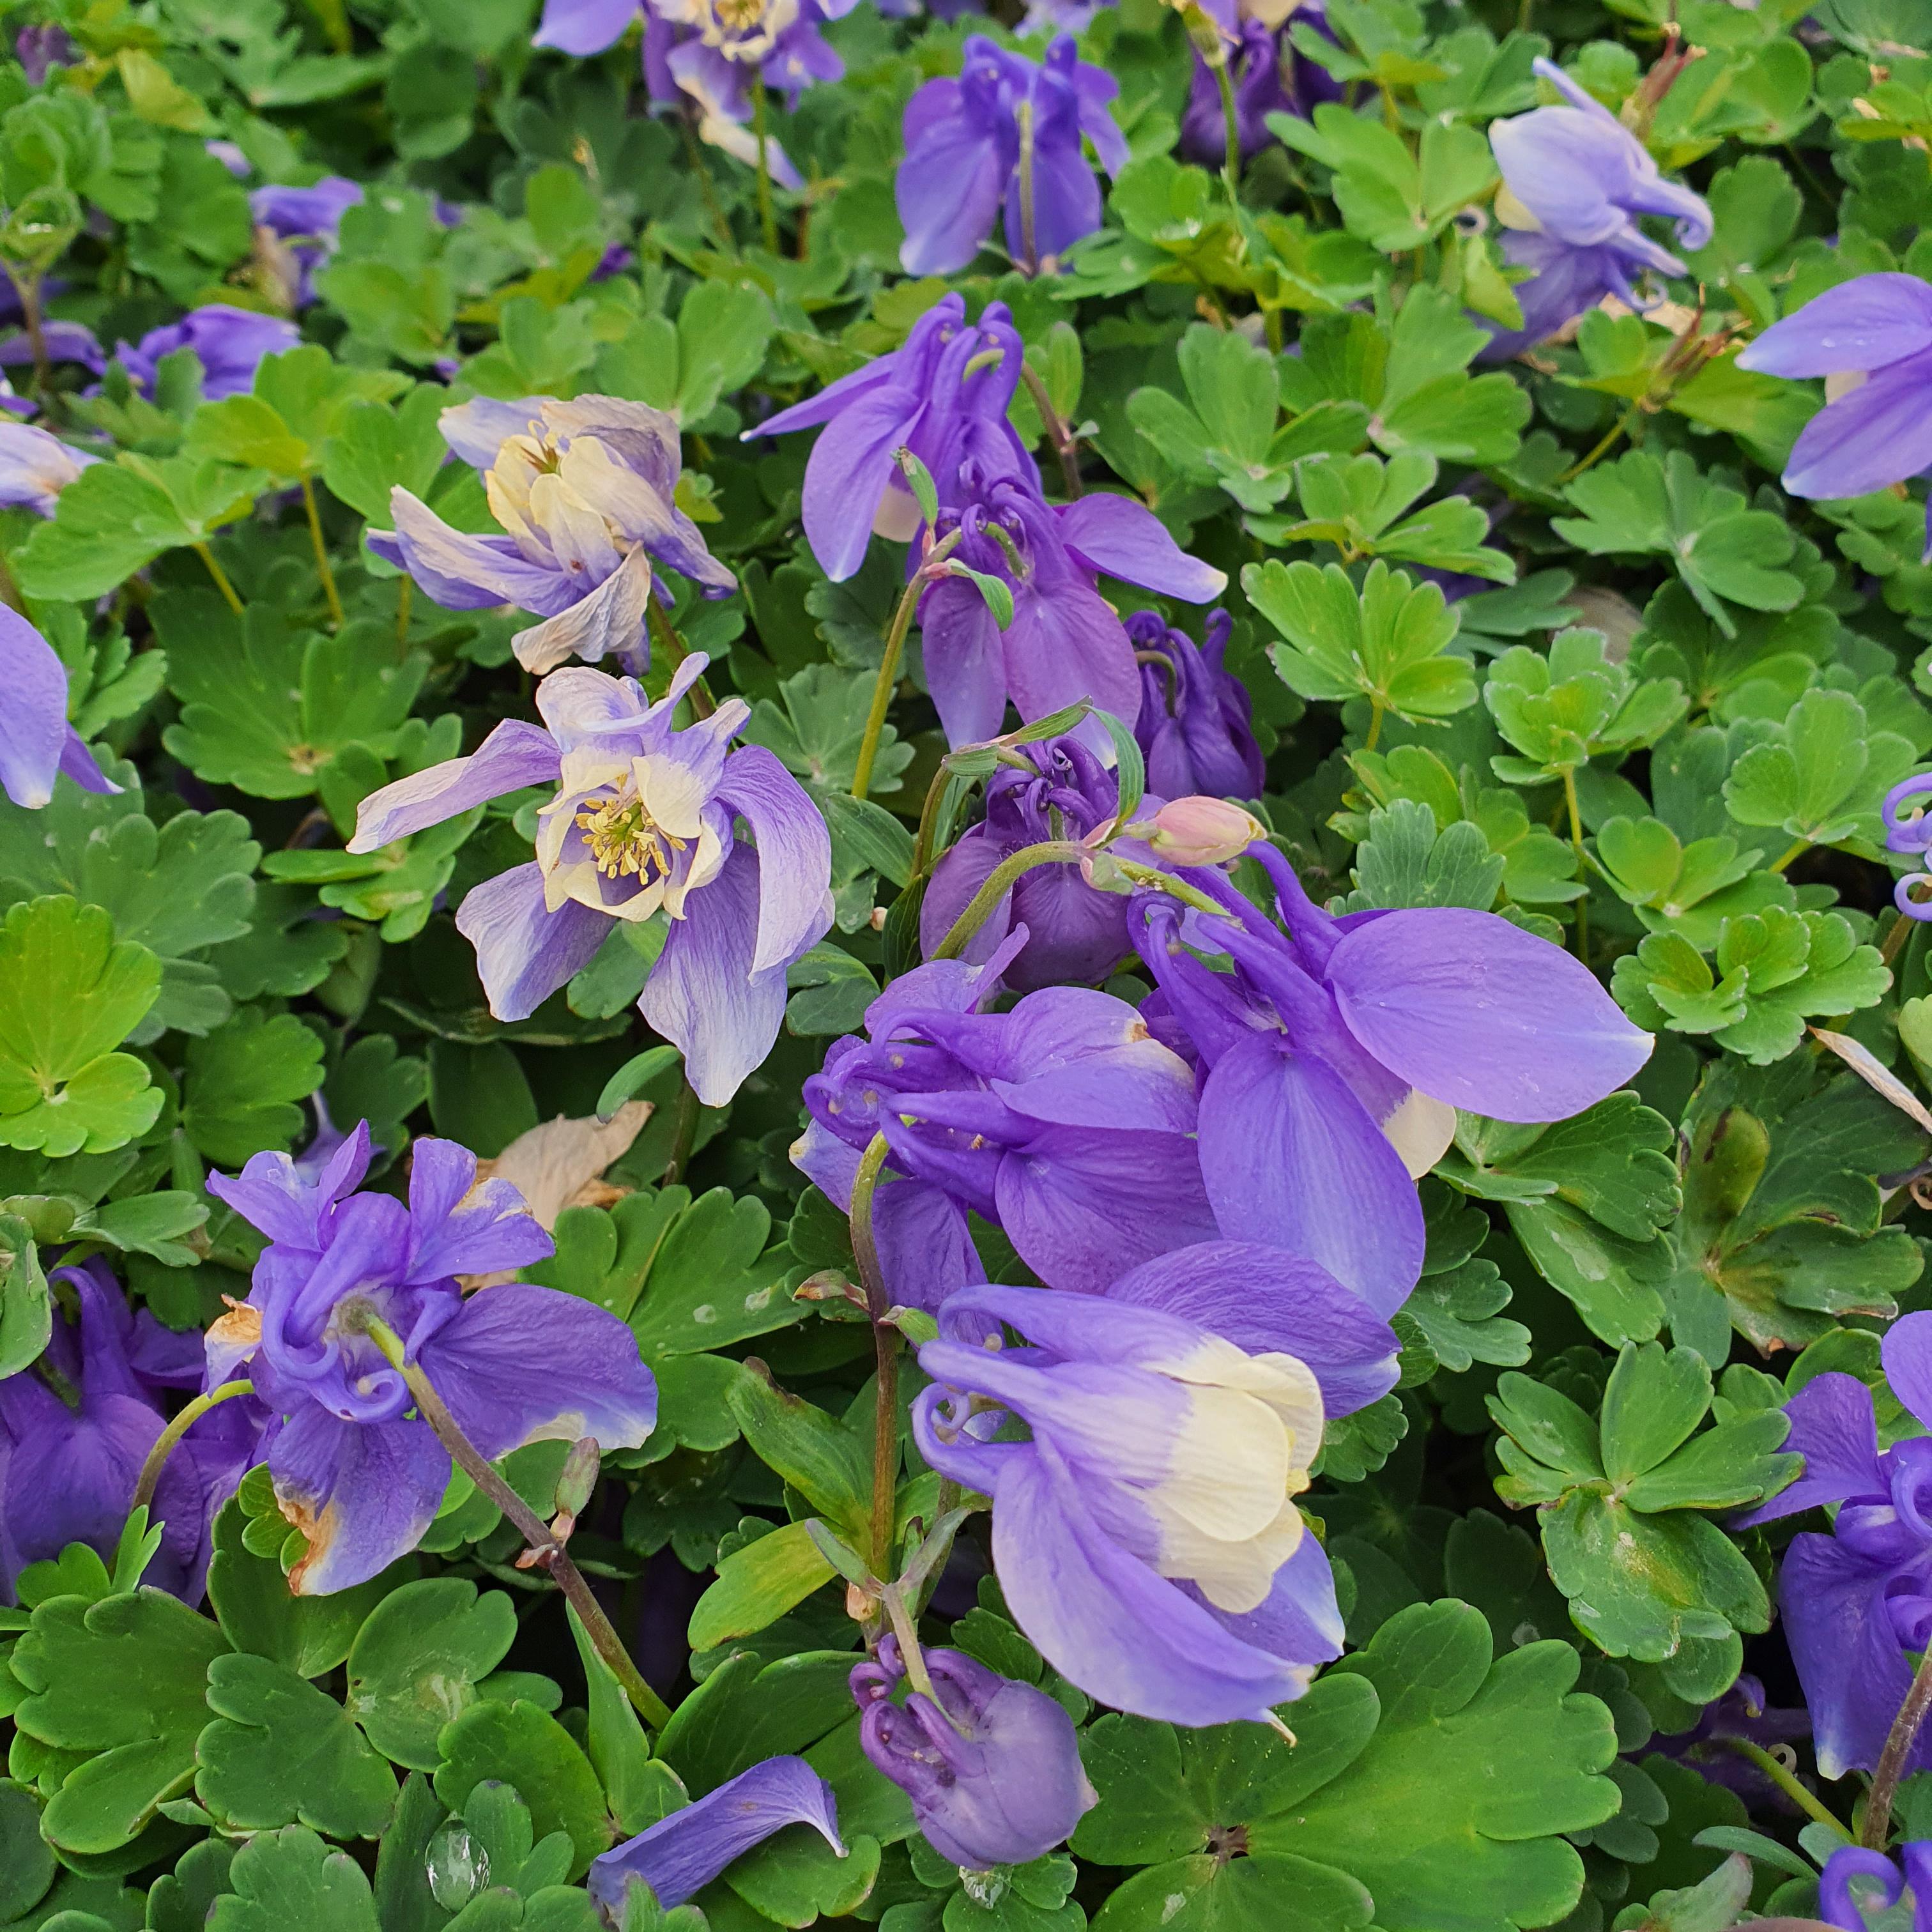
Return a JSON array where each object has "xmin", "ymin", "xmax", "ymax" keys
[
  {"xmin": 0, "ymin": 1261, "xmax": 257, "ymax": 1606},
  {"xmin": 793, "ymin": 928, "xmax": 1219, "ymax": 1303},
  {"xmin": 371, "ymin": 392, "xmax": 737, "ymax": 675},
  {"xmin": 896, "ymin": 34, "xmax": 1128, "ymax": 277},
  {"xmin": 1478, "ymin": 58, "xmax": 1711, "ymax": 362},
  {"xmin": 349, "ymin": 657, "xmax": 832, "ymax": 1105},
  {"xmin": 749, "ymin": 293, "xmax": 1037, "ymax": 584},
  {"xmin": 851, "ymin": 1636, "xmax": 1096, "ymax": 1869},
  {"xmin": 1734, "ymin": 1314, "xmax": 1932, "ymax": 1785},
  {"xmin": 0, "ymin": 606, "xmax": 118, "ymax": 811},
  {"xmin": 1132, "ymin": 846, "xmax": 1653, "ymax": 1317},
  {"xmin": 0, "ymin": 419, "xmax": 96, "ymax": 517},
  {"xmin": 588, "ymin": 1757, "xmax": 844, "ymax": 1918},
  {"xmin": 914, "ymin": 1278, "xmax": 1356, "ymax": 1726},
  {"xmin": 920, "ymin": 466, "xmax": 1227, "ymax": 747},
  {"xmin": 205, "ymin": 1122, "xmax": 659, "ymax": 1596},
  {"xmin": 1736, "ymin": 273, "xmax": 1932, "ymax": 555}
]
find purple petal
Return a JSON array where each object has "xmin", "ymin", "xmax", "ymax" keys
[
  {"xmin": 349, "ymin": 718, "xmax": 561, "ymax": 854},
  {"xmin": 638, "ymin": 842, "xmax": 803, "ymax": 1106},
  {"xmin": 385, "ymin": 489, "xmax": 576, "ymax": 614},
  {"xmin": 405, "ymin": 1137, "xmax": 555, "ymax": 1281},
  {"xmin": 1736, "ymin": 272, "xmax": 1932, "ymax": 379},
  {"xmin": 798, "ymin": 385, "xmax": 927, "ymax": 583},
  {"xmin": 589, "ymin": 1758, "xmax": 843, "ymax": 1915},
  {"xmin": 897, "ymin": 102, "xmax": 1008, "ymax": 278},
  {"xmin": 533, "ymin": 0, "xmax": 640, "ymax": 54},
  {"xmin": 512, "ymin": 544, "xmax": 654, "ymax": 674},
  {"xmin": 269, "ymin": 1406, "xmax": 449, "ymax": 1597},
  {"xmin": 1105, "ymin": 1241, "xmax": 1400, "ymax": 1419},
  {"xmin": 1324, "ymin": 908, "xmax": 1653, "ymax": 1122},
  {"xmin": 919, "ymin": 576, "xmax": 1011, "ymax": 747},
  {"xmin": 1055, "ymin": 495, "xmax": 1228, "ymax": 602},
  {"xmin": 0, "ymin": 606, "xmax": 71, "ymax": 809},
  {"xmin": 993, "ymin": 1124, "xmax": 1216, "ymax": 1295},
  {"xmin": 456, "ymin": 863, "xmax": 613, "ymax": 1023},
  {"xmin": 1884, "ymin": 1311, "xmax": 1932, "ymax": 1434},
  {"xmin": 1736, "ymin": 1373, "xmax": 1883, "ymax": 1526},
  {"xmin": 717, "ymin": 745, "xmax": 833, "ymax": 975},
  {"xmin": 1782, "ymin": 345, "xmax": 1932, "ymax": 500},
  {"xmin": 1197, "ymin": 1036, "xmax": 1424, "ymax": 1318},
  {"xmin": 440, "ymin": 395, "xmax": 549, "ymax": 468},
  {"xmin": 208, "ymin": 1123, "xmax": 374, "ymax": 1249},
  {"xmin": 872, "ymin": 1176, "xmax": 985, "ymax": 1315},
  {"xmin": 426, "ymin": 1283, "xmax": 657, "ymax": 1460},
  {"xmin": 921, "ymin": 827, "xmax": 1013, "ymax": 965},
  {"xmin": 57, "ymin": 728, "xmax": 119, "ymax": 795},
  {"xmin": 1199, "ymin": 1528, "xmax": 1345, "ymax": 1667},
  {"xmin": 1002, "ymin": 574, "xmax": 1142, "ymax": 737}
]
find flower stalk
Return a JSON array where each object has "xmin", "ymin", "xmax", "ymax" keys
[{"xmin": 129, "ymin": 1378, "xmax": 256, "ymax": 1514}]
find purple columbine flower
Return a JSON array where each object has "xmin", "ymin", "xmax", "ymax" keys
[
  {"xmin": 1477, "ymin": 59, "xmax": 1711, "ymax": 362},
  {"xmin": 749, "ymin": 293, "xmax": 1037, "ymax": 583},
  {"xmin": 349, "ymin": 656, "xmax": 831, "ymax": 1104},
  {"xmin": 116, "ymin": 304, "xmax": 302, "ymax": 401},
  {"xmin": 250, "ymin": 177, "xmax": 363, "ymax": 308},
  {"xmin": 1733, "ymin": 1314, "xmax": 1932, "ymax": 1783},
  {"xmin": 913, "ymin": 1279, "xmax": 1353, "ymax": 1726},
  {"xmin": 0, "ymin": 420, "xmax": 98, "ymax": 517},
  {"xmin": 920, "ymin": 466, "xmax": 1226, "ymax": 747},
  {"xmin": 1177, "ymin": 0, "xmax": 1340, "ymax": 166},
  {"xmin": 1131, "ymin": 847, "xmax": 1652, "ymax": 1315},
  {"xmin": 896, "ymin": 34, "xmax": 1128, "ymax": 277},
  {"xmin": 372, "ymin": 393, "xmax": 736, "ymax": 675},
  {"xmin": 17, "ymin": 23, "xmax": 75, "ymax": 82},
  {"xmin": 1736, "ymin": 274, "xmax": 1932, "ymax": 546},
  {"xmin": 1880, "ymin": 772, "xmax": 1932, "ymax": 920},
  {"xmin": 588, "ymin": 1757, "xmax": 844, "ymax": 1917},
  {"xmin": 1650, "ymin": 1673, "xmax": 1812, "ymax": 1811},
  {"xmin": 1130, "ymin": 608, "xmax": 1265, "ymax": 801},
  {"xmin": 851, "ymin": 1637, "xmax": 1096, "ymax": 1868},
  {"xmin": 919, "ymin": 735, "xmax": 1151, "ymax": 992},
  {"xmin": 0, "ymin": 1262, "xmax": 252, "ymax": 1605},
  {"xmin": 1818, "ymin": 1843, "xmax": 1932, "ymax": 1930},
  {"xmin": 792, "ymin": 928, "xmax": 1218, "ymax": 1302},
  {"xmin": 206, "ymin": 1122, "xmax": 658, "ymax": 1596},
  {"xmin": 0, "ymin": 606, "xmax": 118, "ymax": 810}
]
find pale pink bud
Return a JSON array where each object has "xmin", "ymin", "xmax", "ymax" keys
[{"xmin": 1139, "ymin": 796, "xmax": 1266, "ymax": 866}]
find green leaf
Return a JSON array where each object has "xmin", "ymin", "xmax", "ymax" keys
[
  {"xmin": 0, "ymin": 897, "xmax": 160, "ymax": 1158},
  {"xmin": 204, "ymin": 1827, "xmax": 380, "ymax": 1932},
  {"xmin": 321, "ymin": 387, "xmax": 450, "ymax": 525},
  {"xmin": 1335, "ymin": 799, "xmax": 1504, "ymax": 913},
  {"xmin": 1272, "ymin": 107, "xmax": 1498, "ymax": 252},
  {"xmin": 1722, "ymin": 687, "xmax": 1919, "ymax": 858},
  {"xmin": 743, "ymin": 665, "xmax": 912, "ymax": 798},
  {"xmin": 8, "ymin": 1590, "xmax": 229, "ymax": 1854},
  {"xmin": 688, "ymin": 1522, "xmax": 839, "ymax": 1651},
  {"xmin": 0, "ymin": 1211, "xmax": 50, "ymax": 1379},
  {"xmin": 433, "ymin": 1701, "xmax": 609, "ymax": 1880},
  {"xmin": 1248, "ymin": 558, "xmax": 1476, "ymax": 728},
  {"xmin": 726, "ymin": 1367, "xmax": 873, "ymax": 1544},
  {"xmin": 346, "ymin": 1578, "xmax": 521, "ymax": 1772},
  {"xmin": 196, "ymin": 1653, "xmax": 397, "ymax": 1838},
  {"xmin": 1483, "ymin": 628, "xmax": 1687, "ymax": 783},
  {"xmin": 206, "ymin": 1500, "xmax": 392, "ymax": 1680},
  {"xmin": 180, "ymin": 1006, "xmax": 326, "ymax": 1164},
  {"xmin": 0, "ymin": 1778, "xmax": 58, "ymax": 1921}
]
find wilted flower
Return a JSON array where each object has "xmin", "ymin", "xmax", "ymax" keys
[
  {"xmin": 914, "ymin": 1280, "xmax": 1345, "ymax": 1724},
  {"xmin": 792, "ymin": 928, "xmax": 1216, "ymax": 1303},
  {"xmin": 0, "ymin": 419, "xmax": 96, "ymax": 517},
  {"xmin": 371, "ymin": 392, "xmax": 736, "ymax": 674},
  {"xmin": 1736, "ymin": 273, "xmax": 1932, "ymax": 534},
  {"xmin": 1478, "ymin": 58, "xmax": 1711, "ymax": 360},
  {"xmin": 588, "ymin": 1757, "xmax": 843, "ymax": 1918},
  {"xmin": 250, "ymin": 177, "xmax": 363, "ymax": 307},
  {"xmin": 920, "ymin": 735, "xmax": 1147, "ymax": 991},
  {"xmin": 920, "ymin": 466, "xmax": 1227, "ymax": 747},
  {"xmin": 206, "ymin": 1123, "xmax": 658, "ymax": 1595},
  {"xmin": 1130, "ymin": 609, "xmax": 1266, "ymax": 801},
  {"xmin": 351, "ymin": 656, "xmax": 831, "ymax": 1103},
  {"xmin": 1736, "ymin": 1314, "xmax": 1932, "ymax": 1782},
  {"xmin": 851, "ymin": 1637, "xmax": 1096, "ymax": 1867},
  {"xmin": 1131, "ymin": 847, "xmax": 1652, "ymax": 1314},
  {"xmin": 0, "ymin": 606, "xmax": 118, "ymax": 809},
  {"xmin": 0, "ymin": 1261, "xmax": 252, "ymax": 1604},
  {"xmin": 1818, "ymin": 1843, "xmax": 1932, "ymax": 1931},
  {"xmin": 750, "ymin": 293, "xmax": 1036, "ymax": 583},
  {"xmin": 896, "ymin": 34, "xmax": 1128, "ymax": 276}
]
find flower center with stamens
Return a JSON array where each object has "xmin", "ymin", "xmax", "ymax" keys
[
  {"xmin": 575, "ymin": 790, "xmax": 686, "ymax": 882},
  {"xmin": 713, "ymin": 0, "xmax": 767, "ymax": 31}
]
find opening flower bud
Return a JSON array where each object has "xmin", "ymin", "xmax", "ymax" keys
[{"xmin": 1138, "ymin": 795, "xmax": 1266, "ymax": 866}]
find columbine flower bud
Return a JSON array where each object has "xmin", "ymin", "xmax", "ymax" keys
[
  {"xmin": 1137, "ymin": 795, "xmax": 1266, "ymax": 866},
  {"xmin": 850, "ymin": 1638, "xmax": 1095, "ymax": 1869}
]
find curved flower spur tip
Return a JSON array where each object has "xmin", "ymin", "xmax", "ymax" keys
[
  {"xmin": 588, "ymin": 1758, "xmax": 844, "ymax": 1918},
  {"xmin": 0, "ymin": 605, "xmax": 119, "ymax": 809},
  {"xmin": 852, "ymin": 1637, "xmax": 1096, "ymax": 1869}
]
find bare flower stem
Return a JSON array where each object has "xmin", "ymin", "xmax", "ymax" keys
[
  {"xmin": 194, "ymin": 542, "xmax": 245, "ymax": 616},
  {"xmin": 852, "ymin": 531, "xmax": 961, "ymax": 802},
  {"xmin": 359, "ymin": 1314, "xmax": 672, "ymax": 1729},
  {"xmin": 1702, "ymin": 1738, "xmax": 1845, "ymax": 1834},
  {"xmin": 130, "ymin": 1379, "xmax": 256, "ymax": 1514},
  {"xmin": 847, "ymin": 1131, "xmax": 906, "ymax": 1583},
  {"xmin": 1020, "ymin": 363, "xmax": 1082, "ymax": 500},
  {"xmin": 931, "ymin": 839, "xmax": 1087, "ymax": 959},
  {"xmin": 300, "ymin": 475, "xmax": 344, "ymax": 630},
  {"xmin": 661, "ymin": 1075, "xmax": 702, "ymax": 1186},
  {"xmin": 1215, "ymin": 60, "xmax": 1242, "ymax": 203},
  {"xmin": 1863, "ymin": 1646, "xmax": 1932, "ymax": 1848},
  {"xmin": 1562, "ymin": 767, "xmax": 1590, "ymax": 963},
  {"xmin": 647, "ymin": 592, "xmax": 716, "ymax": 717}
]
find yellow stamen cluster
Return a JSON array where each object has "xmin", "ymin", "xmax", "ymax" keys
[
  {"xmin": 712, "ymin": 0, "xmax": 767, "ymax": 29},
  {"xmin": 574, "ymin": 790, "xmax": 686, "ymax": 882}
]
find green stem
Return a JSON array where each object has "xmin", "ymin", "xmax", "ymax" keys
[
  {"xmin": 1215, "ymin": 59, "xmax": 1242, "ymax": 206},
  {"xmin": 678, "ymin": 109, "xmax": 737, "ymax": 256},
  {"xmin": 1562, "ymin": 767, "xmax": 1590, "ymax": 963},
  {"xmin": 1364, "ymin": 697, "xmax": 1385, "ymax": 752},
  {"xmin": 1883, "ymin": 911, "xmax": 1915, "ymax": 968},
  {"xmin": 0, "ymin": 544, "xmax": 27, "ymax": 617},
  {"xmin": 647, "ymin": 592, "xmax": 716, "ymax": 718},
  {"xmin": 300, "ymin": 475, "xmax": 344, "ymax": 631},
  {"xmin": 359, "ymin": 1314, "xmax": 673, "ymax": 1729},
  {"xmin": 1020, "ymin": 363, "xmax": 1082, "ymax": 500},
  {"xmin": 1771, "ymin": 837, "xmax": 1810, "ymax": 873},
  {"xmin": 1866, "ymin": 1646, "xmax": 1932, "ymax": 1847},
  {"xmin": 853, "ymin": 581, "xmax": 923, "ymax": 804},
  {"xmin": 131, "ymin": 1380, "xmax": 256, "ymax": 1514},
  {"xmin": 931, "ymin": 839, "xmax": 1087, "ymax": 960},
  {"xmin": 15, "ymin": 274, "xmax": 50, "ymax": 405},
  {"xmin": 1558, "ymin": 403, "xmax": 1641, "ymax": 484},
  {"xmin": 661, "ymin": 1075, "xmax": 702, "ymax": 1187},
  {"xmin": 194, "ymin": 542, "xmax": 245, "ymax": 616},
  {"xmin": 1016, "ymin": 100, "xmax": 1038, "ymax": 272},
  {"xmin": 1108, "ymin": 856, "xmax": 1230, "ymax": 921},
  {"xmin": 752, "ymin": 75, "xmax": 778, "ymax": 255},
  {"xmin": 880, "ymin": 1581, "xmax": 942, "ymax": 1703},
  {"xmin": 1701, "ymin": 1738, "xmax": 1844, "ymax": 1835},
  {"xmin": 848, "ymin": 1131, "xmax": 898, "ymax": 1579}
]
